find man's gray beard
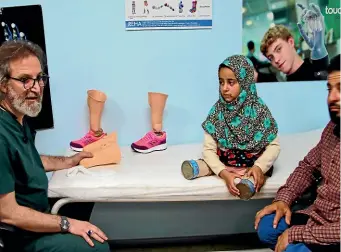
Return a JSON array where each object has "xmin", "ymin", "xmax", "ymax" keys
[{"xmin": 7, "ymin": 85, "xmax": 42, "ymax": 117}]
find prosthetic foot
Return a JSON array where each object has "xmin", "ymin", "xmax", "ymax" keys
[
  {"xmin": 80, "ymin": 132, "xmax": 121, "ymax": 168},
  {"xmin": 131, "ymin": 92, "xmax": 168, "ymax": 153},
  {"xmin": 236, "ymin": 176, "xmax": 256, "ymax": 201},
  {"xmin": 181, "ymin": 159, "xmax": 213, "ymax": 180},
  {"xmin": 70, "ymin": 90, "xmax": 107, "ymax": 152},
  {"xmin": 132, "ymin": 1, "xmax": 136, "ymax": 14}
]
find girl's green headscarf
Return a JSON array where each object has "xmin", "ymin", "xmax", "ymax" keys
[{"xmin": 202, "ymin": 55, "xmax": 278, "ymax": 152}]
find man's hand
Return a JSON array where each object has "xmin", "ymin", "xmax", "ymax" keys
[
  {"xmin": 275, "ymin": 229, "xmax": 289, "ymax": 252},
  {"xmin": 220, "ymin": 170, "xmax": 242, "ymax": 196},
  {"xmin": 67, "ymin": 152, "xmax": 93, "ymax": 167},
  {"xmin": 41, "ymin": 152, "xmax": 93, "ymax": 172},
  {"xmin": 254, "ymin": 201, "xmax": 291, "ymax": 230},
  {"xmin": 68, "ymin": 218, "xmax": 108, "ymax": 247},
  {"xmin": 246, "ymin": 165, "xmax": 265, "ymax": 192}
]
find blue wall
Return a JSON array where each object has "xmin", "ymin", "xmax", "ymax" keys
[{"xmin": 0, "ymin": 0, "xmax": 330, "ymax": 156}]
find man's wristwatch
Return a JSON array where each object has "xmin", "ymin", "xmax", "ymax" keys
[{"xmin": 59, "ymin": 216, "xmax": 70, "ymax": 233}]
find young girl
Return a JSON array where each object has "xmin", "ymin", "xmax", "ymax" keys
[{"xmin": 181, "ymin": 55, "xmax": 280, "ymax": 200}]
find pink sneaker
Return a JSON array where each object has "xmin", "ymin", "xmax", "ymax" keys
[
  {"xmin": 131, "ymin": 131, "xmax": 167, "ymax": 153},
  {"xmin": 70, "ymin": 130, "xmax": 106, "ymax": 152}
]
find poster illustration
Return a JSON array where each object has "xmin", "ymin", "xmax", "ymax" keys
[
  {"xmin": 125, "ymin": 0, "xmax": 212, "ymax": 30},
  {"xmin": 242, "ymin": 0, "xmax": 340, "ymax": 83}
]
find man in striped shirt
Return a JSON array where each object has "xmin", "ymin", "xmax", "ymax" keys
[{"xmin": 255, "ymin": 54, "xmax": 340, "ymax": 252}]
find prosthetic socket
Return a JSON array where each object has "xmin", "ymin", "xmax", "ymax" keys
[{"xmin": 148, "ymin": 92, "xmax": 168, "ymax": 132}]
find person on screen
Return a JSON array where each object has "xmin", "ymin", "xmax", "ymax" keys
[{"xmin": 260, "ymin": 4, "xmax": 329, "ymax": 82}]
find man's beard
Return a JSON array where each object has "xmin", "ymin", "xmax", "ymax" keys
[
  {"xmin": 329, "ymin": 103, "xmax": 340, "ymax": 125},
  {"xmin": 7, "ymin": 85, "xmax": 42, "ymax": 117},
  {"xmin": 329, "ymin": 110, "xmax": 340, "ymax": 124},
  {"xmin": 329, "ymin": 106, "xmax": 340, "ymax": 137}
]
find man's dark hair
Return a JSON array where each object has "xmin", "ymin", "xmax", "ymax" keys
[
  {"xmin": 327, "ymin": 54, "xmax": 340, "ymax": 73},
  {"xmin": 247, "ymin": 41, "xmax": 255, "ymax": 51}
]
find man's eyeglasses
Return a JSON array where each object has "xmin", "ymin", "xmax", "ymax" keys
[{"xmin": 7, "ymin": 74, "xmax": 49, "ymax": 90}]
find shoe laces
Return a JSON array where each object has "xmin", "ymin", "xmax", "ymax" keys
[
  {"xmin": 80, "ymin": 133, "xmax": 96, "ymax": 144},
  {"xmin": 138, "ymin": 131, "xmax": 155, "ymax": 143}
]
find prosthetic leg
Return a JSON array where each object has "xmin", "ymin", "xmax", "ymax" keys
[
  {"xmin": 132, "ymin": 1, "xmax": 136, "ymax": 14},
  {"xmin": 181, "ymin": 159, "xmax": 213, "ymax": 180},
  {"xmin": 164, "ymin": 3, "xmax": 175, "ymax": 11},
  {"xmin": 80, "ymin": 132, "xmax": 121, "ymax": 168},
  {"xmin": 143, "ymin": 0, "xmax": 149, "ymax": 14},
  {"xmin": 189, "ymin": 0, "xmax": 197, "ymax": 13},
  {"xmin": 179, "ymin": 1, "xmax": 184, "ymax": 13},
  {"xmin": 182, "ymin": 159, "xmax": 257, "ymax": 200},
  {"xmin": 70, "ymin": 90, "xmax": 107, "ymax": 152},
  {"xmin": 87, "ymin": 90, "xmax": 106, "ymax": 132},
  {"xmin": 131, "ymin": 92, "xmax": 168, "ymax": 153},
  {"xmin": 152, "ymin": 3, "xmax": 174, "ymax": 11}
]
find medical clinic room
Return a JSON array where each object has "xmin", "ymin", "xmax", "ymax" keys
[{"xmin": 0, "ymin": 0, "xmax": 340, "ymax": 251}]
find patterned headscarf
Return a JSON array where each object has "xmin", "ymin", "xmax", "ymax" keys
[{"xmin": 202, "ymin": 55, "xmax": 278, "ymax": 152}]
